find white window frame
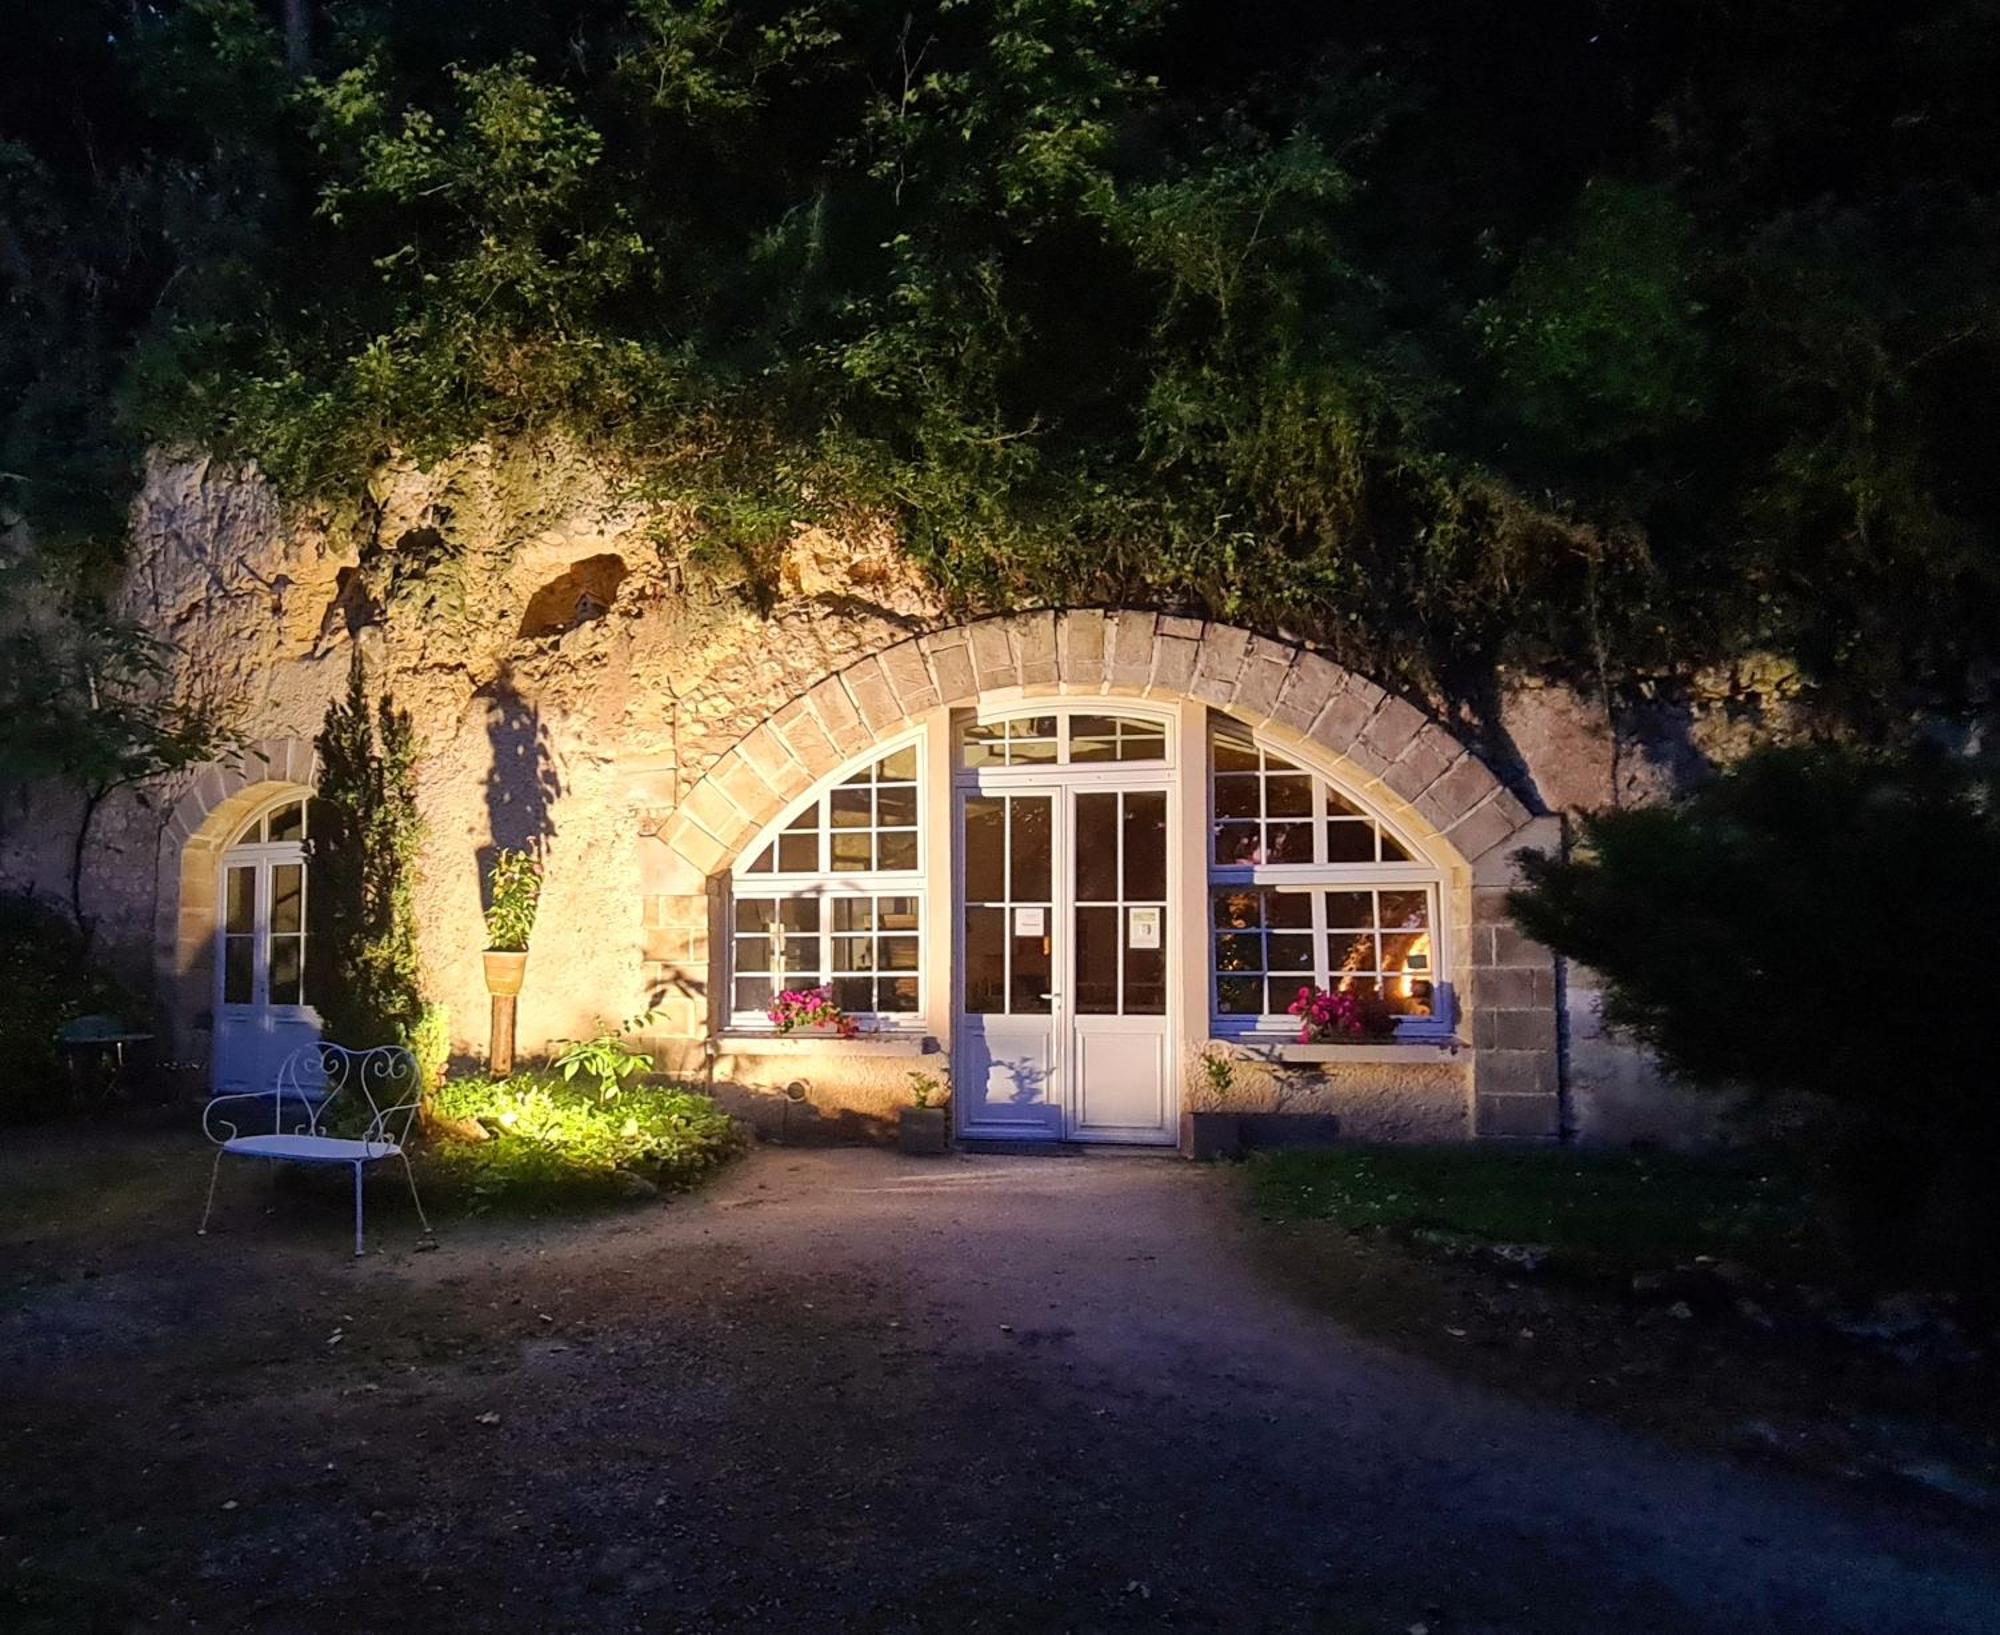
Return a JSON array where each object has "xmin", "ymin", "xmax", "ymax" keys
[
  {"xmin": 216, "ymin": 793, "xmax": 313, "ymax": 1014},
  {"xmin": 728, "ymin": 732, "xmax": 929, "ymax": 1033},
  {"xmin": 1206, "ymin": 719, "xmax": 1452, "ymax": 1042}
]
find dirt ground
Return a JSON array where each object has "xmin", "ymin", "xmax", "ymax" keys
[{"xmin": 4, "ymin": 1123, "xmax": 1999, "ymax": 1634}]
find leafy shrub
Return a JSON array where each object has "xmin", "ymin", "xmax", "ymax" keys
[
  {"xmin": 1508, "ymin": 745, "xmax": 2000, "ymax": 1292},
  {"xmin": 482, "ymin": 849, "xmax": 541, "ymax": 952},
  {"xmin": 550, "ymin": 1012, "xmax": 657, "ymax": 1094},
  {"xmin": 0, "ymin": 891, "xmax": 133, "ymax": 1115},
  {"xmin": 421, "ymin": 1073, "xmax": 743, "ymax": 1210}
]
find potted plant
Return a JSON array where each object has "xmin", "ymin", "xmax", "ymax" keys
[
  {"xmin": 482, "ymin": 849, "xmax": 541, "ymax": 1074},
  {"xmin": 898, "ymin": 1070, "xmax": 950, "ymax": 1155},
  {"xmin": 1285, "ymin": 983, "xmax": 1398, "ymax": 1044},
  {"xmin": 767, "ymin": 985, "xmax": 860, "ymax": 1039},
  {"xmin": 1179, "ymin": 1045, "xmax": 1244, "ymax": 1160}
]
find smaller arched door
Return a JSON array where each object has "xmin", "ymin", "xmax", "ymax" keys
[{"xmin": 212, "ymin": 795, "xmax": 320, "ymax": 1094}]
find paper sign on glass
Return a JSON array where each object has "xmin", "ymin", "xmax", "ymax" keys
[
  {"xmin": 1128, "ymin": 906, "xmax": 1161, "ymax": 949},
  {"xmin": 1014, "ymin": 906, "xmax": 1046, "ymax": 937}
]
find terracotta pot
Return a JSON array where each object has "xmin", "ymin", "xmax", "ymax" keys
[{"xmin": 483, "ymin": 949, "xmax": 529, "ymax": 998}]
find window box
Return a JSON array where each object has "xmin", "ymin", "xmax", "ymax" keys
[
  {"xmin": 713, "ymin": 1031, "xmax": 939, "ymax": 1059},
  {"xmin": 1211, "ymin": 1037, "xmax": 1466, "ymax": 1066}
]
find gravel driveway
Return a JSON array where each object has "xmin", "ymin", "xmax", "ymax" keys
[{"xmin": 4, "ymin": 1137, "xmax": 1998, "ymax": 1632}]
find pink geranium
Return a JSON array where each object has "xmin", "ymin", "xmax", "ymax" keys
[
  {"xmin": 768, "ymin": 986, "xmax": 860, "ymax": 1039},
  {"xmin": 1285, "ymin": 983, "xmax": 1388, "ymax": 1044}
]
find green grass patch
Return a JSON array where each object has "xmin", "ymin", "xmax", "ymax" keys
[
  {"xmin": 419, "ymin": 1075, "xmax": 745, "ymax": 1213},
  {"xmin": 1248, "ymin": 1144, "xmax": 1822, "ymax": 1279}
]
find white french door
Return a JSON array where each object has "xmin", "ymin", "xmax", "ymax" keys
[
  {"xmin": 953, "ymin": 778, "xmax": 1177, "ymax": 1144},
  {"xmin": 212, "ymin": 840, "xmax": 320, "ymax": 1094}
]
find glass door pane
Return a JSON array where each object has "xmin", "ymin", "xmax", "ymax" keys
[
  {"xmin": 222, "ymin": 864, "xmax": 257, "ymax": 1005},
  {"xmin": 962, "ymin": 792, "xmax": 1054, "ymax": 1015},
  {"xmin": 269, "ymin": 862, "xmax": 306, "ymax": 1006},
  {"xmin": 1071, "ymin": 789, "xmax": 1168, "ymax": 1016}
]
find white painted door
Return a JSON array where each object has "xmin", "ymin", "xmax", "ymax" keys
[
  {"xmin": 954, "ymin": 782, "xmax": 1176, "ymax": 1145},
  {"xmin": 212, "ymin": 808, "xmax": 321, "ymax": 1095},
  {"xmin": 1066, "ymin": 787, "xmax": 1173, "ymax": 1143}
]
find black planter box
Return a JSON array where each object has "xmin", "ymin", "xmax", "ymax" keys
[{"xmin": 898, "ymin": 1106, "xmax": 950, "ymax": 1155}]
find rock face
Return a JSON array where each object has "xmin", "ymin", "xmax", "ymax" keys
[{"xmin": 0, "ymin": 443, "xmax": 1785, "ymax": 1147}]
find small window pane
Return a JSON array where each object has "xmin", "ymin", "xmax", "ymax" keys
[
  {"xmin": 1214, "ymin": 822, "xmax": 1261, "ymax": 865},
  {"xmin": 1266, "ymin": 774, "xmax": 1313, "ymax": 817},
  {"xmin": 1214, "ymin": 776, "xmax": 1260, "ymax": 820},
  {"xmin": 1325, "ymin": 822, "xmax": 1376, "ymax": 863},
  {"xmin": 830, "ymin": 788, "xmax": 871, "ymax": 828},
  {"xmin": 879, "ymin": 744, "xmax": 918, "ymax": 781},
  {"xmin": 831, "ymin": 898, "xmax": 875, "ymax": 933},
  {"xmin": 880, "ymin": 935, "xmax": 920, "ymax": 972},
  {"xmin": 735, "ymin": 976, "xmax": 774, "ymax": 1012},
  {"xmin": 266, "ymin": 802, "xmax": 306, "ymax": 843},
  {"xmin": 1074, "ymin": 793, "xmax": 1119, "ymax": 902},
  {"xmin": 830, "ymin": 831, "xmax": 873, "ymax": 870},
  {"xmin": 831, "ymin": 977, "xmax": 874, "ymax": 1012},
  {"xmin": 735, "ymin": 899, "xmax": 777, "ymax": 934},
  {"xmin": 876, "ymin": 830, "xmax": 918, "ymax": 871},
  {"xmin": 1123, "ymin": 792, "xmax": 1167, "ymax": 899},
  {"xmin": 1324, "ymin": 891, "xmax": 1374, "ymax": 929},
  {"xmin": 1212, "ymin": 723, "xmax": 1261, "ymax": 772},
  {"xmin": 1265, "ymin": 822, "xmax": 1314, "ymax": 864},
  {"xmin": 1267, "ymin": 891, "xmax": 1312, "ymax": 929},
  {"xmin": 777, "ymin": 831, "xmax": 819, "ymax": 871},
  {"xmin": 1380, "ymin": 890, "xmax": 1430, "ymax": 930},
  {"xmin": 1215, "ymin": 932, "xmax": 1263, "ymax": 972},
  {"xmin": 1380, "ymin": 832, "xmax": 1414, "ymax": 864},
  {"xmin": 1216, "ymin": 975, "xmax": 1263, "ymax": 1015},
  {"xmin": 745, "ymin": 843, "xmax": 775, "ymax": 873},
  {"xmin": 1012, "ymin": 925, "xmax": 1051, "ymax": 1013},
  {"xmin": 878, "ymin": 977, "xmax": 919, "ymax": 1012},
  {"xmin": 1125, "ymin": 936, "xmax": 1166, "ymax": 1014},
  {"xmin": 781, "ymin": 898, "xmax": 820, "ymax": 932},
  {"xmin": 1267, "ymin": 933, "xmax": 1314, "ymax": 971},
  {"xmin": 833, "ymin": 938, "xmax": 875, "ymax": 972},
  {"xmin": 1213, "ymin": 889, "xmax": 1263, "ymax": 930},
  {"xmin": 1324, "ymin": 787, "xmax": 1366, "ymax": 819},
  {"xmin": 876, "ymin": 784, "xmax": 919, "ymax": 827},
  {"xmin": 878, "ymin": 897, "xmax": 920, "ymax": 930},
  {"xmin": 734, "ymin": 935, "xmax": 772, "ymax": 973},
  {"xmin": 1329, "ymin": 931, "xmax": 1377, "ymax": 976},
  {"xmin": 782, "ymin": 935, "xmax": 820, "ymax": 976}
]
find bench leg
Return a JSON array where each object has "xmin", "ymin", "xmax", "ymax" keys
[
  {"xmin": 198, "ymin": 1148, "xmax": 227, "ymax": 1237},
  {"xmin": 353, "ymin": 1161, "xmax": 365, "ymax": 1258},
  {"xmin": 396, "ymin": 1149, "xmax": 435, "ymax": 1242}
]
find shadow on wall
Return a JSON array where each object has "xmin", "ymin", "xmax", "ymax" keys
[{"xmin": 477, "ymin": 668, "xmax": 562, "ymax": 909}]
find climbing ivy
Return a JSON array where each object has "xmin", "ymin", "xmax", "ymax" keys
[{"xmin": 4, "ymin": 1, "xmax": 1998, "ymax": 735}]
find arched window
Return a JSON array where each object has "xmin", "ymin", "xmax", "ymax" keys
[
  {"xmin": 1207, "ymin": 718, "xmax": 1448, "ymax": 1038},
  {"xmin": 730, "ymin": 738, "xmax": 925, "ymax": 1026}
]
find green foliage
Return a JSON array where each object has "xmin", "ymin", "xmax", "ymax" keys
[
  {"xmin": 1248, "ymin": 1145, "xmax": 1817, "ymax": 1283},
  {"xmin": 424, "ymin": 1072, "xmax": 744, "ymax": 1208},
  {"xmin": 550, "ymin": 1011, "xmax": 658, "ymax": 1094},
  {"xmin": 1508, "ymin": 745, "xmax": 2000, "ymax": 1287},
  {"xmin": 0, "ymin": 891, "xmax": 134, "ymax": 1116},
  {"xmin": 409, "ymin": 1002, "xmax": 451, "ymax": 1095},
  {"xmin": 907, "ymin": 1070, "xmax": 943, "ymax": 1109},
  {"xmin": 4, "ymin": 2, "xmax": 1999, "ymax": 727},
  {"xmin": 481, "ymin": 849, "xmax": 542, "ymax": 951},
  {"xmin": 309, "ymin": 648, "xmax": 426, "ymax": 1049}
]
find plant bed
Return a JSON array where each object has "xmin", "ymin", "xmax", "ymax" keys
[{"xmin": 419, "ymin": 1074, "xmax": 745, "ymax": 1212}]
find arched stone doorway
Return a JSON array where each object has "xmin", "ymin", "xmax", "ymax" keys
[
  {"xmin": 154, "ymin": 737, "xmax": 317, "ymax": 1087},
  {"xmin": 635, "ymin": 612, "xmax": 1563, "ymax": 1142}
]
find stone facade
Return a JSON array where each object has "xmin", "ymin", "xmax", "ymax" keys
[{"xmin": 0, "ymin": 452, "xmax": 1740, "ymax": 1147}]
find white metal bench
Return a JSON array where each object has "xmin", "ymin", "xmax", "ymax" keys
[{"xmin": 200, "ymin": 1042, "xmax": 434, "ymax": 1257}]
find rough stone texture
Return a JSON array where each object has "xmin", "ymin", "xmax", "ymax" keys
[{"xmin": 0, "ymin": 448, "xmax": 1751, "ymax": 1146}]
